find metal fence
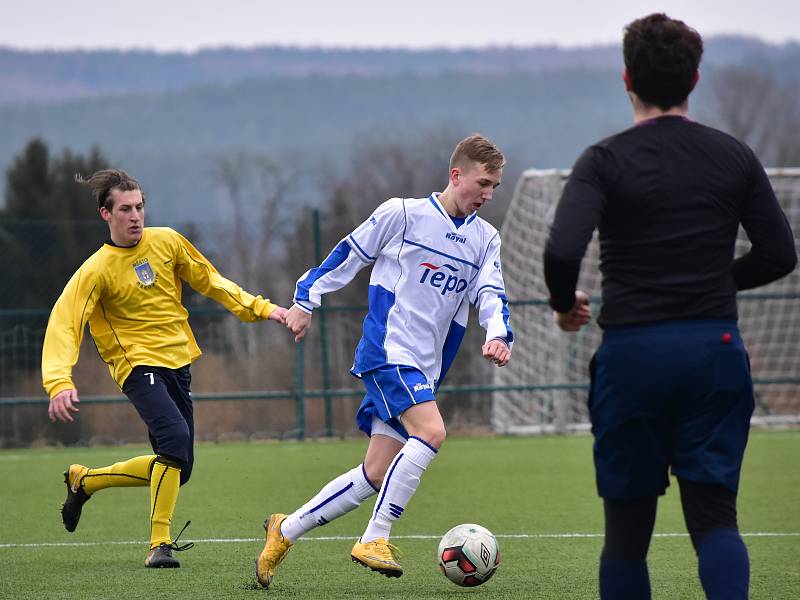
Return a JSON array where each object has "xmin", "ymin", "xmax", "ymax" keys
[
  {"xmin": 2, "ymin": 293, "xmax": 799, "ymax": 448},
  {"xmin": 0, "ymin": 305, "xmax": 501, "ymax": 446},
  {"xmin": 2, "ymin": 209, "xmax": 798, "ymax": 447}
]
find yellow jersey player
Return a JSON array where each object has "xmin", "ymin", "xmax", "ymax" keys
[{"xmin": 42, "ymin": 169, "xmax": 287, "ymax": 568}]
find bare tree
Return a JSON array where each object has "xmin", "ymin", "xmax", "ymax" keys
[
  {"xmin": 769, "ymin": 85, "xmax": 800, "ymax": 167},
  {"xmin": 212, "ymin": 153, "xmax": 297, "ymax": 284},
  {"xmin": 210, "ymin": 152, "xmax": 302, "ymax": 387},
  {"xmin": 330, "ymin": 127, "xmax": 458, "ymax": 227},
  {"xmin": 705, "ymin": 66, "xmax": 800, "ymax": 167}
]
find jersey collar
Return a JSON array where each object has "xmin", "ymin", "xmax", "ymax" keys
[{"xmin": 428, "ymin": 193, "xmax": 478, "ymax": 229}]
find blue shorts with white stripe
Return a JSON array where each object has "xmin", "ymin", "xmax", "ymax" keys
[{"xmin": 356, "ymin": 364, "xmax": 436, "ymax": 440}]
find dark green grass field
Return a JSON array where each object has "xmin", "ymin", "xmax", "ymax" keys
[{"xmin": 1, "ymin": 431, "xmax": 798, "ymax": 599}]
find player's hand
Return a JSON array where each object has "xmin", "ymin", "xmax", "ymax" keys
[
  {"xmin": 554, "ymin": 290, "xmax": 591, "ymax": 332},
  {"xmin": 285, "ymin": 304, "xmax": 312, "ymax": 342},
  {"xmin": 482, "ymin": 339, "xmax": 511, "ymax": 367},
  {"xmin": 268, "ymin": 305, "xmax": 288, "ymax": 324},
  {"xmin": 49, "ymin": 388, "xmax": 80, "ymax": 423}
]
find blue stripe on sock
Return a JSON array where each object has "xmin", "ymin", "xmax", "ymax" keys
[
  {"xmin": 372, "ymin": 453, "xmax": 403, "ymax": 519},
  {"xmin": 307, "ymin": 482, "xmax": 354, "ymax": 514},
  {"xmin": 362, "ymin": 463, "xmax": 379, "ymax": 492},
  {"xmin": 409, "ymin": 435, "xmax": 438, "ymax": 454}
]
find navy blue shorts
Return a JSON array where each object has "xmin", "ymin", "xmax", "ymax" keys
[
  {"xmin": 355, "ymin": 365, "xmax": 436, "ymax": 439},
  {"xmin": 589, "ymin": 319, "xmax": 754, "ymax": 499},
  {"xmin": 122, "ymin": 365, "xmax": 194, "ymax": 484}
]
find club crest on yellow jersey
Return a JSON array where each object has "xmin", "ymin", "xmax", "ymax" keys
[{"xmin": 133, "ymin": 258, "xmax": 158, "ymax": 288}]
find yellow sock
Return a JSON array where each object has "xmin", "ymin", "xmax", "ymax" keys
[
  {"xmin": 81, "ymin": 455, "xmax": 156, "ymax": 495},
  {"xmin": 150, "ymin": 461, "xmax": 181, "ymax": 548}
]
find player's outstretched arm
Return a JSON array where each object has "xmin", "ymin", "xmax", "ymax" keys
[
  {"xmin": 482, "ymin": 339, "xmax": 511, "ymax": 367},
  {"xmin": 553, "ymin": 290, "xmax": 591, "ymax": 332},
  {"xmin": 173, "ymin": 230, "xmax": 282, "ymax": 322},
  {"xmin": 49, "ymin": 388, "xmax": 80, "ymax": 423},
  {"xmin": 285, "ymin": 304, "xmax": 313, "ymax": 342}
]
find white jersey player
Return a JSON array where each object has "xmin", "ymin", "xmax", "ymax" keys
[{"xmin": 256, "ymin": 134, "xmax": 514, "ymax": 588}]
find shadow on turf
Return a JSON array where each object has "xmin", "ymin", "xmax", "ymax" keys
[{"xmin": 240, "ymin": 581, "xmax": 263, "ymax": 591}]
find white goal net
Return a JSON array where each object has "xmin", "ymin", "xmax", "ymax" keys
[{"xmin": 492, "ymin": 168, "xmax": 800, "ymax": 434}]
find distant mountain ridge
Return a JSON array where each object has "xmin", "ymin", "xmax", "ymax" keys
[
  {"xmin": 1, "ymin": 36, "xmax": 797, "ymax": 105},
  {"xmin": 1, "ymin": 37, "xmax": 797, "ymax": 224},
  {"xmin": 0, "ymin": 68, "xmax": 631, "ymax": 223}
]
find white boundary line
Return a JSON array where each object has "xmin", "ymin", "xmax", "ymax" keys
[{"xmin": 2, "ymin": 532, "xmax": 798, "ymax": 549}]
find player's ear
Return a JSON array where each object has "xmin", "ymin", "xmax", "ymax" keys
[
  {"xmin": 622, "ymin": 69, "xmax": 633, "ymax": 91},
  {"xmin": 99, "ymin": 206, "xmax": 112, "ymax": 222},
  {"xmin": 690, "ymin": 69, "xmax": 700, "ymax": 91},
  {"xmin": 451, "ymin": 167, "xmax": 461, "ymax": 185}
]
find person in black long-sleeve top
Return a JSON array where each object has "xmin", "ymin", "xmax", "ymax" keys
[{"xmin": 544, "ymin": 13, "xmax": 796, "ymax": 600}]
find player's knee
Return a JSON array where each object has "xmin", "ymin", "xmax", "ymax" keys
[
  {"xmin": 172, "ymin": 421, "xmax": 191, "ymax": 447},
  {"xmin": 414, "ymin": 424, "xmax": 446, "ymax": 450},
  {"xmin": 678, "ymin": 478, "xmax": 739, "ymax": 550},
  {"xmin": 179, "ymin": 463, "xmax": 193, "ymax": 485},
  {"xmin": 162, "ymin": 421, "xmax": 191, "ymax": 453}
]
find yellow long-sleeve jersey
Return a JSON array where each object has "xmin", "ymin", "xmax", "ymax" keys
[{"xmin": 42, "ymin": 227, "xmax": 277, "ymax": 399}]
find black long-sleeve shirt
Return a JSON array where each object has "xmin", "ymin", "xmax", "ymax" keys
[{"xmin": 544, "ymin": 115, "xmax": 797, "ymax": 327}]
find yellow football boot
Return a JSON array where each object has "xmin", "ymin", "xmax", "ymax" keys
[
  {"xmin": 61, "ymin": 464, "xmax": 90, "ymax": 532},
  {"xmin": 351, "ymin": 538, "xmax": 403, "ymax": 578},
  {"xmin": 256, "ymin": 513, "xmax": 293, "ymax": 588}
]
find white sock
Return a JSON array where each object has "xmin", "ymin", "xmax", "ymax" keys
[
  {"xmin": 280, "ymin": 464, "xmax": 378, "ymax": 541},
  {"xmin": 361, "ymin": 437, "xmax": 437, "ymax": 543}
]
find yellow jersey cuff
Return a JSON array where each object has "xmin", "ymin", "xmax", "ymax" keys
[
  {"xmin": 260, "ymin": 299, "xmax": 277, "ymax": 320},
  {"xmin": 49, "ymin": 381, "xmax": 76, "ymax": 400}
]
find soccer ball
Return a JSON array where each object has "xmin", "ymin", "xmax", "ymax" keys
[{"xmin": 437, "ymin": 523, "xmax": 500, "ymax": 587}]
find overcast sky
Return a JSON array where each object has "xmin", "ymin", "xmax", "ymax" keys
[{"xmin": 2, "ymin": 0, "xmax": 798, "ymax": 51}]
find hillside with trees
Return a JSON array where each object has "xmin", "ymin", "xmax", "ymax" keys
[{"xmin": 0, "ymin": 38, "xmax": 797, "ymax": 225}]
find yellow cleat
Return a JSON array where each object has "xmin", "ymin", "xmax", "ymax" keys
[
  {"xmin": 351, "ymin": 538, "xmax": 403, "ymax": 578},
  {"xmin": 66, "ymin": 464, "xmax": 89, "ymax": 492},
  {"xmin": 62, "ymin": 464, "xmax": 90, "ymax": 532},
  {"xmin": 255, "ymin": 513, "xmax": 293, "ymax": 588}
]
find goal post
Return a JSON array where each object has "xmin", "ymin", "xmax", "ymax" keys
[{"xmin": 492, "ymin": 168, "xmax": 800, "ymax": 434}]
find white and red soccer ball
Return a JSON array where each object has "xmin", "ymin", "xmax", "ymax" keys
[{"xmin": 438, "ymin": 523, "xmax": 500, "ymax": 587}]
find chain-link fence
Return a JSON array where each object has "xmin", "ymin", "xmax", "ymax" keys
[
  {"xmin": 4, "ymin": 198, "xmax": 799, "ymax": 447},
  {"xmin": 0, "ymin": 303, "xmax": 500, "ymax": 447}
]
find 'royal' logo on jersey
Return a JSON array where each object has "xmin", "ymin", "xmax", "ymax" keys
[
  {"xmin": 133, "ymin": 258, "xmax": 158, "ymax": 288},
  {"xmin": 413, "ymin": 382, "xmax": 432, "ymax": 393},
  {"xmin": 445, "ymin": 232, "xmax": 466, "ymax": 244},
  {"xmin": 419, "ymin": 262, "xmax": 468, "ymax": 296}
]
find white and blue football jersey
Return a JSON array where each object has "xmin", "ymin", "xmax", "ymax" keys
[{"xmin": 294, "ymin": 193, "xmax": 514, "ymax": 386}]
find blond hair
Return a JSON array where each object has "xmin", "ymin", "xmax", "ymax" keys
[{"xmin": 449, "ymin": 134, "xmax": 505, "ymax": 173}]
